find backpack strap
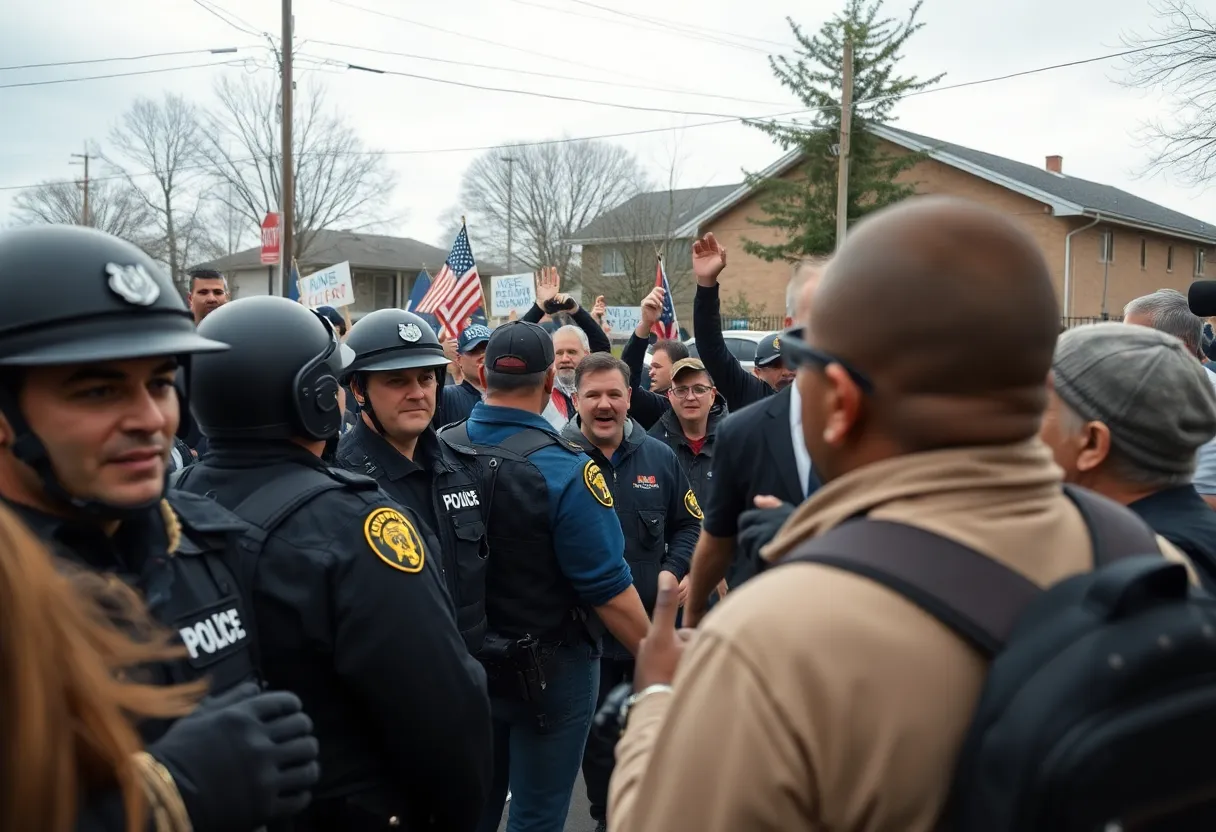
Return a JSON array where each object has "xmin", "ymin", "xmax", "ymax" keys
[
  {"xmin": 497, "ymin": 427, "xmax": 565, "ymax": 458},
  {"xmin": 1062, "ymin": 484, "xmax": 1161, "ymax": 566},
  {"xmin": 783, "ymin": 520, "xmax": 1040, "ymax": 658}
]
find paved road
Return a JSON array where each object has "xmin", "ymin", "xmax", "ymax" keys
[{"xmin": 493, "ymin": 771, "xmax": 599, "ymax": 832}]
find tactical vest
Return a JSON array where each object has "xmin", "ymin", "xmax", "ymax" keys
[
  {"xmin": 441, "ymin": 422, "xmax": 591, "ymax": 645},
  {"xmin": 335, "ymin": 434, "xmax": 489, "ymax": 654}
]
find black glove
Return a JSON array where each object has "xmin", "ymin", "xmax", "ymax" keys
[
  {"xmin": 149, "ymin": 682, "xmax": 321, "ymax": 832},
  {"xmin": 738, "ymin": 501, "xmax": 796, "ymax": 569}
]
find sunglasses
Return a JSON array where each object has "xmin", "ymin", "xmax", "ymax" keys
[{"xmin": 778, "ymin": 328, "xmax": 874, "ymax": 393}]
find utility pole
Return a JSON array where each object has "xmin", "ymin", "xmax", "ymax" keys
[
  {"xmin": 279, "ymin": 0, "xmax": 295, "ymax": 296},
  {"xmin": 70, "ymin": 146, "xmax": 94, "ymax": 227},
  {"xmin": 835, "ymin": 37, "xmax": 854, "ymax": 252},
  {"xmin": 502, "ymin": 156, "xmax": 517, "ymax": 272}
]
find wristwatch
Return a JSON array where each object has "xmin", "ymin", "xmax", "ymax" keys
[{"xmin": 617, "ymin": 683, "xmax": 674, "ymax": 734}]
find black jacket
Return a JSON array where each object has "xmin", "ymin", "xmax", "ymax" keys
[
  {"xmin": 173, "ymin": 441, "xmax": 492, "ymax": 832},
  {"xmin": 561, "ymin": 418, "xmax": 700, "ymax": 655},
  {"xmin": 692, "ymin": 283, "xmax": 774, "ymax": 412},
  {"xmin": 336, "ymin": 419, "xmax": 489, "ymax": 653},
  {"xmin": 522, "ymin": 302, "xmax": 612, "ymax": 354},
  {"xmin": 700, "ymin": 387, "xmax": 819, "ymax": 588},
  {"xmin": 1129, "ymin": 485, "xmax": 1216, "ymax": 592},
  {"xmin": 436, "ymin": 379, "xmax": 482, "ymax": 429},
  {"xmin": 621, "ymin": 333, "xmax": 670, "ymax": 430},
  {"xmin": 646, "ymin": 392, "xmax": 727, "ymax": 508}
]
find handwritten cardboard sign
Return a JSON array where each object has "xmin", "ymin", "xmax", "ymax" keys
[
  {"xmin": 604, "ymin": 306, "xmax": 642, "ymax": 336},
  {"xmin": 490, "ymin": 273, "xmax": 536, "ymax": 317},
  {"xmin": 299, "ymin": 261, "xmax": 354, "ymax": 309}
]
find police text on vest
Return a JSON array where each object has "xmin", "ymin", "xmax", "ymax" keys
[
  {"xmin": 179, "ymin": 608, "xmax": 248, "ymax": 659},
  {"xmin": 442, "ymin": 490, "xmax": 480, "ymax": 511}
]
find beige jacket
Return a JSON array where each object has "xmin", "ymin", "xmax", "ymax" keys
[{"xmin": 608, "ymin": 440, "xmax": 1189, "ymax": 832}]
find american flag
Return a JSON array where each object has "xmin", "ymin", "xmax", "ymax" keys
[
  {"xmin": 416, "ymin": 224, "xmax": 483, "ymax": 339},
  {"xmin": 652, "ymin": 255, "xmax": 680, "ymax": 340}
]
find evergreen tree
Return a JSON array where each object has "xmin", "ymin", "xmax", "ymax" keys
[{"xmin": 741, "ymin": 0, "xmax": 943, "ymax": 262}]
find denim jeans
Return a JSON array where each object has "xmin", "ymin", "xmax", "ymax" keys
[{"xmin": 476, "ymin": 642, "xmax": 601, "ymax": 832}]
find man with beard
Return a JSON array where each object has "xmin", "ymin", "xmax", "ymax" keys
[
  {"xmin": 337, "ymin": 309, "xmax": 491, "ymax": 652},
  {"xmin": 544, "ymin": 324, "xmax": 589, "ymax": 430},
  {"xmin": 560, "ymin": 352, "xmax": 699, "ymax": 832},
  {"xmin": 689, "ymin": 233, "xmax": 796, "ymax": 412}
]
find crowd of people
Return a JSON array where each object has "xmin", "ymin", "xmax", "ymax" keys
[{"xmin": 4, "ymin": 194, "xmax": 1216, "ymax": 832}]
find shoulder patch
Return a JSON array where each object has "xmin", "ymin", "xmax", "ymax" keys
[
  {"xmin": 583, "ymin": 460, "xmax": 614, "ymax": 508},
  {"xmin": 363, "ymin": 507, "xmax": 426, "ymax": 573},
  {"xmin": 684, "ymin": 489, "xmax": 704, "ymax": 520}
]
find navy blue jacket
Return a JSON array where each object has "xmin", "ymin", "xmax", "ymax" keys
[
  {"xmin": 437, "ymin": 379, "xmax": 482, "ymax": 428},
  {"xmin": 562, "ymin": 417, "xmax": 700, "ymax": 656},
  {"xmin": 621, "ymin": 333, "xmax": 670, "ymax": 430},
  {"xmin": 647, "ymin": 392, "xmax": 727, "ymax": 509}
]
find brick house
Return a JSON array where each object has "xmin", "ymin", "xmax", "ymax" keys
[{"xmin": 570, "ymin": 125, "xmax": 1216, "ymax": 327}]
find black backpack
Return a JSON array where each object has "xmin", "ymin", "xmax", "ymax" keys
[{"xmin": 782, "ymin": 484, "xmax": 1216, "ymax": 832}]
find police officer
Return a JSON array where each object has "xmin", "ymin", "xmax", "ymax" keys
[
  {"xmin": 0, "ymin": 225, "xmax": 320, "ymax": 832},
  {"xmin": 174, "ymin": 295, "xmax": 493, "ymax": 831},
  {"xmin": 337, "ymin": 308, "xmax": 489, "ymax": 652},
  {"xmin": 438, "ymin": 321, "xmax": 650, "ymax": 832}
]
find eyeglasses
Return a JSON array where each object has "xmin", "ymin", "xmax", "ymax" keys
[
  {"xmin": 669, "ymin": 384, "xmax": 713, "ymax": 399},
  {"xmin": 778, "ymin": 328, "xmax": 874, "ymax": 393}
]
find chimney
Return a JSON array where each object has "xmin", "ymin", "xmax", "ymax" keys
[{"xmin": 1046, "ymin": 155, "xmax": 1063, "ymax": 174}]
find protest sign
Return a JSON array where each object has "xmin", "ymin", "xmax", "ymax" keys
[
  {"xmin": 604, "ymin": 306, "xmax": 642, "ymax": 336},
  {"xmin": 490, "ymin": 273, "xmax": 536, "ymax": 317},
  {"xmin": 298, "ymin": 261, "xmax": 353, "ymax": 308}
]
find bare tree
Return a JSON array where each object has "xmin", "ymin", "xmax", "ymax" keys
[
  {"xmin": 451, "ymin": 139, "xmax": 649, "ymax": 282},
  {"xmin": 198, "ymin": 75, "xmax": 398, "ymax": 264},
  {"xmin": 1122, "ymin": 0, "xmax": 1216, "ymax": 187},
  {"xmin": 102, "ymin": 93, "xmax": 214, "ymax": 291},
  {"xmin": 12, "ymin": 177, "xmax": 154, "ymax": 242}
]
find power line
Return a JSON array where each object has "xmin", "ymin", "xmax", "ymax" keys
[
  {"xmin": 564, "ymin": 0, "xmax": 795, "ymax": 49},
  {"xmin": 0, "ymin": 59, "xmax": 249, "ymax": 91},
  {"xmin": 331, "ymin": 59, "xmax": 775, "ymax": 119},
  {"xmin": 325, "ymin": 0, "xmax": 718, "ymax": 95},
  {"xmin": 0, "ymin": 46, "xmax": 249, "ymax": 73},
  {"xmin": 499, "ymin": 0, "xmax": 772, "ymax": 55},
  {"xmin": 305, "ymin": 41, "xmax": 792, "ymax": 106},
  {"xmin": 0, "ymin": 37, "xmax": 1202, "ymax": 192},
  {"xmin": 187, "ymin": 0, "xmax": 264, "ymax": 37}
]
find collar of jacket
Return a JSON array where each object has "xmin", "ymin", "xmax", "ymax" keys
[
  {"xmin": 200, "ymin": 438, "xmax": 327, "ymax": 470},
  {"xmin": 656, "ymin": 392, "xmax": 727, "ymax": 445},
  {"xmin": 561, "ymin": 415, "xmax": 643, "ymax": 464},
  {"xmin": 351, "ymin": 418, "xmax": 454, "ymax": 478},
  {"xmin": 760, "ymin": 438, "xmax": 1064, "ymax": 564}
]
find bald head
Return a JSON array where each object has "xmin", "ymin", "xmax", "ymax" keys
[{"xmin": 809, "ymin": 197, "xmax": 1059, "ymax": 450}]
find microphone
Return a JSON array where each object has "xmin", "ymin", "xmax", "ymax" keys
[{"xmin": 1188, "ymin": 280, "xmax": 1216, "ymax": 317}]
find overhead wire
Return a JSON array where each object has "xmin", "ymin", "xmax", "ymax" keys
[
  {"xmin": 187, "ymin": 0, "xmax": 265, "ymax": 38},
  {"xmin": 306, "ymin": 40, "xmax": 791, "ymax": 106},
  {"xmin": 0, "ymin": 58, "xmax": 250, "ymax": 91},
  {"xmin": 563, "ymin": 0, "xmax": 796, "ymax": 49},
  {"xmin": 0, "ymin": 35, "xmax": 1204, "ymax": 191},
  {"xmin": 0, "ymin": 46, "xmax": 251, "ymax": 73}
]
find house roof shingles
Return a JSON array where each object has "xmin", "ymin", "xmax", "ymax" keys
[
  {"xmin": 193, "ymin": 229, "xmax": 506, "ymax": 274},
  {"xmin": 879, "ymin": 125, "xmax": 1216, "ymax": 244},
  {"xmin": 569, "ymin": 184, "xmax": 741, "ymax": 242}
]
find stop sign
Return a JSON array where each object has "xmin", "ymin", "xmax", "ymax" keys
[{"xmin": 260, "ymin": 212, "xmax": 281, "ymax": 265}]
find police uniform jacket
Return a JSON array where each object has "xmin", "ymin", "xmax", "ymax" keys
[
  {"xmin": 460, "ymin": 403, "xmax": 632, "ymax": 644},
  {"xmin": 692, "ymin": 283, "xmax": 775, "ymax": 412},
  {"xmin": 646, "ymin": 392, "xmax": 727, "ymax": 508},
  {"xmin": 172, "ymin": 441, "xmax": 492, "ymax": 832},
  {"xmin": 560, "ymin": 417, "xmax": 700, "ymax": 622},
  {"xmin": 7, "ymin": 492, "xmax": 258, "ymax": 741},
  {"xmin": 336, "ymin": 418, "xmax": 488, "ymax": 653}
]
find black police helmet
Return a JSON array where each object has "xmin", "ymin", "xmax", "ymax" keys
[
  {"xmin": 0, "ymin": 225, "xmax": 227, "ymax": 365},
  {"xmin": 191, "ymin": 296, "xmax": 355, "ymax": 442},
  {"xmin": 342, "ymin": 308, "xmax": 447, "ymax": 379},
  {"xmin": 0, "ymin": 225, "xmax": 228, "ymax": 519}
]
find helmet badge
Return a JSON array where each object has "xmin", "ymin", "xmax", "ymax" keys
[
  {"xmin": 105, "ymin": 262, "xmax": 160, "ymax": 306},
  {"xmin": 398, "ymin": 322, "xmax": 422, "ymax": 343}
]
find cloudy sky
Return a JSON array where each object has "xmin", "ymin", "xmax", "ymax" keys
[{"xmin": 0, "ymin": 0, "xmax": 1208, "ymax": 250}]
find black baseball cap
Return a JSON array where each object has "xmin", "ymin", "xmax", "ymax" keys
[
  {"xmin": 754, "ymin": 331, "xmax": 785, "ymax": 367},
  {"xmin": 485, "ymin": 321, "xmax": 554, "ymax": 374}
]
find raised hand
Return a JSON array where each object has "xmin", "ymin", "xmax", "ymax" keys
[
  {"xmin": 534, "ymin": 266, "xmax": 560, "ymax": 304},
  {"xmin": 691, "ymin": 233, "xmax": 727, "ymax": 286}
]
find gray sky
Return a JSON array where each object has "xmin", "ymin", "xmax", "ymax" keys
[{"xmin": 0, "ymin": 0, "xmax": 1209, "ymax": 249}]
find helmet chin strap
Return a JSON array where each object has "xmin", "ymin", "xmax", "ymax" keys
[
  {"xmin": 0, "ymin": 388, "xmax": 161, "ymax": 523},
  {"xmin": 353, "ymin": 372, "xmax": 390, "ymax": 436}
]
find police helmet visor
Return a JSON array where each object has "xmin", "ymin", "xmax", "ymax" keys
[{"xmin": 0, "ymin": 315, "xmax": 228, "ymax": 366}]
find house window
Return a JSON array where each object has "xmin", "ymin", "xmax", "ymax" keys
[
  {"xmin": 1099, "ymin": 230, "xmax": 1114, "ymax": 264},
  {"xmin": 1197, "ymin": 247, "xmax": 1207, "ymax": 277},
  {"xmin": 1140, "ymin": 238, "xmax": 1147, "ymax": 270},
  {"xmin": 1167, "ymin": 245, "xmax": 1174, "ymax": 273},
  {"xmin": 602, "ymin": 248, "xmax": 625, "ymax": 276}
]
